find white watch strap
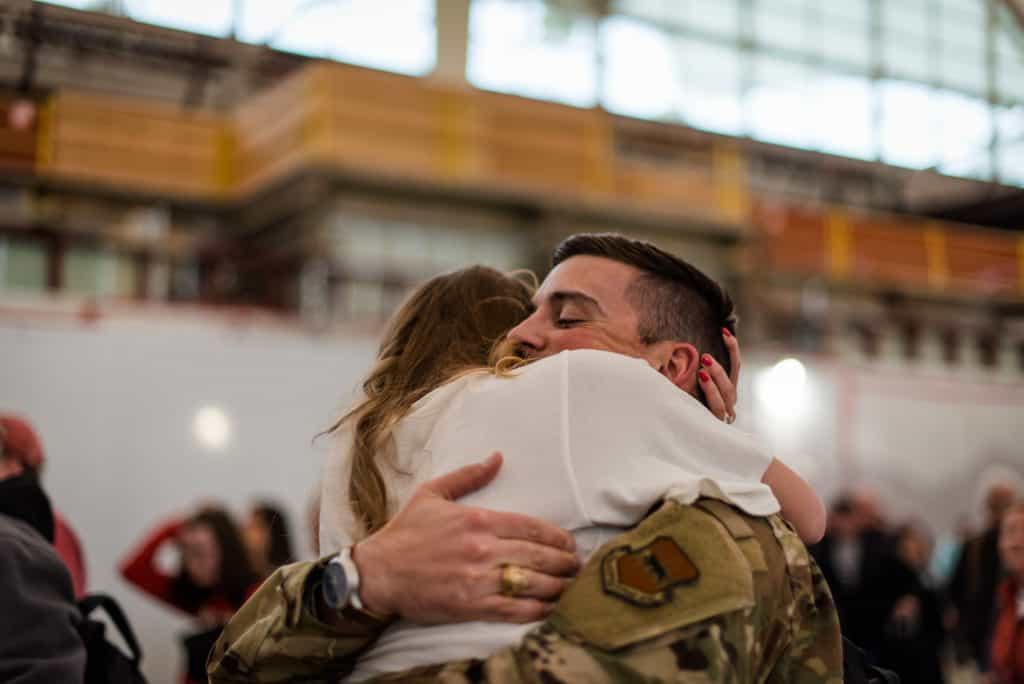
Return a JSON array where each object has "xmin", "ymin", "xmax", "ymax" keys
[{"xmin": 338, "ymin": 547, "xmax": 366, "ymax": 611}]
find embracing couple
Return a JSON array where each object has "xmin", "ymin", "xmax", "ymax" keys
[{"xmin": 209, "ymin": 233, "xmax": 843, "ymax": 682}]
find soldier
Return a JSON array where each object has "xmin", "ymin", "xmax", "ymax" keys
[
  {"xmin": 208, "ymin": 478, "xmax": 842, "ymax": 682},
  {"xmin": 209, "ymin": 234, "xmax": 843, "ymax": 682}
]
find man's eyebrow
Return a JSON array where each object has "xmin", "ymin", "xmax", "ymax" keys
[{"xmin": 548, "ymin": 290, "xmax": 605, "ymax": 315}]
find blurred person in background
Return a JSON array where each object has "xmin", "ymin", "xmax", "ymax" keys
[
  {"xmin": 879, "ymin": 521, "xmax": 947, "ymax": 684},
  {"xmin": 120, "ymin": 506, "xmax": 257, "ymax": 684},
  {"xmin": 990, "ymin": 501, "xmax": 1024, "ymax": 684},
  {"xmin": 243, "ymin": 501, "xmax": 295, "ymax": 580},
  {"xmin": 0, "ymin": 413, "xmax": 89, "ymax": 597},
  {"xmin": 0, "ymin": 419, "xmax": 87, "ymax": 682},
  {"xmin": 810, "ymin": 493, "xmax": 899, "ymax": 660},
  {"xmin": 949, "ymin": 482, "xmax": 1018, "ymax": 672}
]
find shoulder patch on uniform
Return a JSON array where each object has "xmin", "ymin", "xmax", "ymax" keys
[
  {"xmin": 602, "ymin": 536, "xmax": 699, "ymax": 607},
  {"xmin": 550, "ymin": 502, "xmax": 757, "ymax": 651}
]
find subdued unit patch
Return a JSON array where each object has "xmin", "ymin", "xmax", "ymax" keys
[{"xmin": 602, "ymin": 535, "xmax": 699, "ymax": 606}]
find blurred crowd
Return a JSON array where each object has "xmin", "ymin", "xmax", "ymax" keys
[
  {"xmin": 4, "ymin": 407, "xmax": 1024, "ymax": 683},
  {"xmin": 809, "ymin": 484, "xmax": 1024, "ymax": 684},
  {"xmin": 0, "ymin": 413, "xmax": 302, "ymax": 684}
]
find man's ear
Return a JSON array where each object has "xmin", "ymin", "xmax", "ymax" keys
[{"xmin": 658, "ymin": 342, "xmax": 700, "ymax": 393}]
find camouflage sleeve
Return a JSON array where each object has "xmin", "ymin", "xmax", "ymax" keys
[
  {"xmin": 209, "ymin": 503, "xmax": 843, "ymax": 684},
  {"xmin": 207, "ymin": 558, "xmax": 390, "ymax": 683},
  {"xmin": 371, "ymin": 502, "xmax": 844, "ymax": 684}
]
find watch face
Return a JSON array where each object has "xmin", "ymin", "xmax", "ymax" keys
[{"xmin": 323, "ymin": 561, "xmax": 350, "ymax": 610}]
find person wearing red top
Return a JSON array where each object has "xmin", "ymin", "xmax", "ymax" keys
[
  {"xmin": 120, "ymin": 506, "xmax": 256, "ymax": 684},
  {"xmin": 991, "ymin": 502, "xmax": 1024, "ymax": 684}
]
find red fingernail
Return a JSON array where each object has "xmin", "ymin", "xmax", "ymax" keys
[
  {"xmin": 699, "ymin": 371, "xmax": 710, "ymax": 382},
  {"xmin": 701, "ymin": 355, "xmax": 713, "ymax": 367},
  {"xmin": 722, "ymin": 327, "xmax": 732, "ymax": 338}
]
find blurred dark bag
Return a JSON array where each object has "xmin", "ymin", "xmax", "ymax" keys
[
  {"xmin": 844, "ymin": 636, "xmax": 901, "ymax": 684},
  {"xmin": 182, "ymin": 624, "xmax": 225, "ymax": 683},
  {"xmin": 77, "ymin": 593, "xmax": 149, "ymax": 684}
]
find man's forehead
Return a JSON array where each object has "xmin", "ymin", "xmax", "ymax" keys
[{"xmin": 536, "ymin": 256, "xmax": 638, "ymax": 301}]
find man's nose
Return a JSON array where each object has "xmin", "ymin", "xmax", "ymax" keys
[{"xmin": 509, "ymin": 315, "xmax": 545, "ymax": 351}]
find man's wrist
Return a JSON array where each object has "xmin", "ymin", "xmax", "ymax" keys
[{"xmin": 351, "ymin": 539, "xmax": 395, "ymax": 619}]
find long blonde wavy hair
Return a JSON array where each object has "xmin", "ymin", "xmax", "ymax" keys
[{"xmin": 326, "ymin": 266, "xmax": 535, "ymax": 538}]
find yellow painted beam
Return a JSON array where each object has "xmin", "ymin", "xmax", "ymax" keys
[
  {"xmin": 438, "ymin": 92, "xmax": 469, "ymax": 180},
  {"xmin": 826, "ymin": 209, "xmax": 851, "ymax": 278},
  {"xmin": 1018, "ymin": 236, "xmax": 1024, "ymax": 295},
  {"xmin": 923, "ymin": 225, "xmax": 950, "ymax": 290},
  {"xmin": 711, "ymin": 141, "xmax": 750, "ymax": 223}
]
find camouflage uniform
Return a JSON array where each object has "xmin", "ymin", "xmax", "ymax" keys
[{"xmin": 208, "ymin": 499, "xmax": 843, "ymax": 683}]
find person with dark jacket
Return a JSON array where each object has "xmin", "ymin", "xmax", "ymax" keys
[
  {"xmin": 879, "ymin": 522, "xmax": 947, "ymax": 684},
  {"xmin": 0, "ymin": 424, "xmax": 86, "ymax": 683},
  {"xmin": 810, "ymin": 494, "xmax": 899, "ymax": 658},
  {"xmin": 120, "ymin": 506, "xmax": 256, "ymax": 684},
  {"xmin": 990, "ymin": 501, "xmax": 1024, "ymax": 684},
  {"xmin": 948, "ymin": 483, "xmax": 1017, "ymax": 670}
]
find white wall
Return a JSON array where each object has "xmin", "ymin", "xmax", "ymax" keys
[
  {"xmin": 740, "ymin": 352, "xmax": 1024, "ymax": 535},
  {"xmin": 0, "ymin": 307, "xmax": 377, "ymax": 684}
]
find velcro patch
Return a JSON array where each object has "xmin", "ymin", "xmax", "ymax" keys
[
  {"xmin": 602, "ymin": 536, "xmax": 699, "ymax": 607},
  {"xmin": 550, "ymin": 502, "xmax": 756, "ymax": 651}
]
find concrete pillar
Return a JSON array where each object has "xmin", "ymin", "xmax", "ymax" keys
[{"xmin": 433, "ymin": 0, "xmax": 471, "ymax": 86}]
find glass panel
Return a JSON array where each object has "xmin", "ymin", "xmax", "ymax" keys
[
  {"xmin": 468, "ymin": 0, "xmax": 598, "ymax": 107},
  {"xmin": 820, "ymin": 10, "xmax": 870, "ymax": 71},
  {"xmin": 239, "ymin": 0, "xmax": 436, "ymax": 76},
  {"xmin": 601, "ymin": 16, "xmax": 679, "ymax": 120},
  {"xmin": 124, "ymin": 0, "xmax": 234, "ymax": 37},
  {"xmin": 996, "ymin": 30, "xmax": 1024, "ymax": 102},
  {"xmin": 881, "ymin": 0, "xmax": 931, "ymax": 41},
  {"xmin": 883, "ymin": 36, "xmax": 933, "ymax": 83},
  {"xmin": 1, "ymin": 240, "xmax": 47, "ymax": 292},
  {"xmin": 747, "ymin": 56, "xmax": 813, "ymax": 148},
  {"xmin": 814, "ymin": 73, "xmax": 875, "ymax": 160},
  {"xmin": 114, "ymin": 256, "xmax": 139, "ymax": 298},
  {"xmin": 879, "ymin": 80, "xmax": 938, "ymax": 169},
  {"xmin": 685, "ymin": 0, "xmax": 740, "ymax": 39},
  {"xmin": 997, "ymin": 142, "xmax": 1024, "ymax": 186},
  {"xmin": 64, "ymin": 248, "xmax": 101, "ymax": 295},
  {"xmin": 755, "ymin": 1, "xmax": 806, "ymax": 54},
  {"xmin": 941, "ymin": 43, "xmax": 987, "ymax": 95},
  {"xmin": 882, "ymin": 0, "xmax": 932, "ymax": 81},
  {"xmin": 935, "ymin": 91, "xmax": 993, "ymax": 179},
  {"xmin": 678, "ymin": 39, "xmax": 744, "ymax": 135},
  {"xmin": 612, "ymin": 0, "xmax": 739, "ymax": 38},
  {"xmin": 997, "ymin": 105, "xmax": 1024, "ymax": 185},
  {"xmin": 939, "ymin": 2, "xmax": 987, "ymax": 94}
]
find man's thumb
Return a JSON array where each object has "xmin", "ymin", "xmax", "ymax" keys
[{"xmin": 425, "ymin": 452, "xmax": 502, "ymax": 501}]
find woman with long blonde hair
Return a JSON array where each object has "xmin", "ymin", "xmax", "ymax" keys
[{"xmin": 319, "ymin": 263, "xmax": 821, "ymax": 680}]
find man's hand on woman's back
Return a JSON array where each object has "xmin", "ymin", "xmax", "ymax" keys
[{"xmin": 353, "ymin": 452, "xmax": 580, "ymax": 624}]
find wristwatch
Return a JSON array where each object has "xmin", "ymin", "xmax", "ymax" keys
[{"xmin": 322, "ymin": 547, "xmax": 369, "ymax": 613}]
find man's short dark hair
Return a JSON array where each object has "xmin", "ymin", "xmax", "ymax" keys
[{"xmin": 552, "ymin": 233, "xmax": 736, "ymax": 376}]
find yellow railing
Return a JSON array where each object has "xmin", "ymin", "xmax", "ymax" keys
[{"xmin": 7, "ymin": 61, "xmax": 1020, "ymax": 300}]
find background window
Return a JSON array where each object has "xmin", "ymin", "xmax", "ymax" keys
[
  {"xmin": 467, "ymin": 0, "xmax": 598, "ymax": 107},
  {"xmin": 239, "ymin": 0, "xmax": 436, "ymax": 76},
  {"xmin": 601, "ymin": 17, "xmax": 679, "ymax": 121},
  {"xmin": 879, "ymin": 80, "xmax": 939, "ymax": 169},
  {"xmin": 124, "ymin": 0, "xmax": 234, "ymax": 37},
  {"xmin": 0, "ymin": 239, "xmax": 48, "ymax": 293}
]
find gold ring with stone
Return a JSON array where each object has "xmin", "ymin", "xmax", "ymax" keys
[{"xmin": 499, "ymin": 564, "xmax": 529, "ymax": 597}]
